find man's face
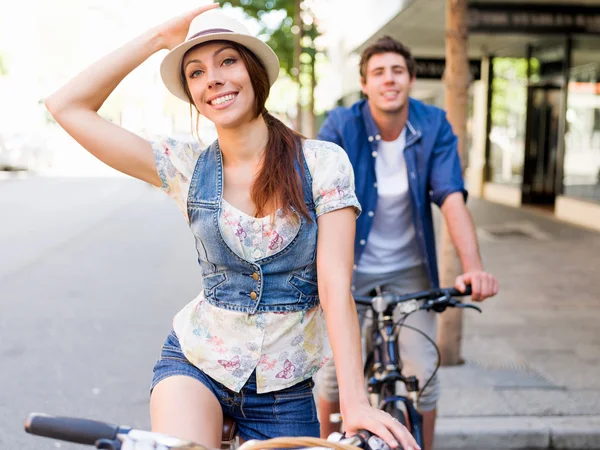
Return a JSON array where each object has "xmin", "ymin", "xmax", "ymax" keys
[{"xmin": 361, "ymin": 52, "xmax": 414, "ymax": 114}]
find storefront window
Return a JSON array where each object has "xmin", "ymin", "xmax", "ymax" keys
[
  {"xmin": 489, "ymin": 58, "xmax": 531, "ymax": 185},
  {"xmin": 564, "ymin": 65, "xmax": 600, "ymax": 203}
]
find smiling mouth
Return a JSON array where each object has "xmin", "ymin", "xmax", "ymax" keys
[
  {"xmin": 209, "ymin": 93, "xmax": 237, "ymax": 107},
  {"xmin": 382, "ymin": 91, "xmax": 399, "ymax": 99}
]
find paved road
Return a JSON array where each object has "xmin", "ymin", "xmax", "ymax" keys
[
  {"xmin": 2, "ymin": 176, "xmax": 599, "ymax": 449},
  {"xmin": 0, "ymin": 176, "xmax": 202, "ymax": 449}
]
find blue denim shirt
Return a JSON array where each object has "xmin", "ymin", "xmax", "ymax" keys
[
  {"xmin": 317, "ymin": 98, "xmax": 467, "ymax": 288},
  {"xmin": 187, "ymin": 141, "xmax": 319, "ymax": 314}
]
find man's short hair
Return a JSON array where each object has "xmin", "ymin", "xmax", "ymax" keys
[{"xmin": 359, "ymin": 36, "xmax": 416, "ymax": 82}]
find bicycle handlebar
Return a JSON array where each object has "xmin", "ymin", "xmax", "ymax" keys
[
  {"xmin": 25, "ymin": 413, "xmax": 367, "ymax": 450},
  {"xmin": 25, "ymin": 413, "xmax": 124, "ymax": 446},
  {"xmin": 353, "ymin": 285, "xmax": 480, "ymax": 314},
  {"xmin": 328, "ymin": 430, "xmax": 390, "ymax": 450},
  {"xmin": 354, "ymin": 285, "xmax": 472, "ymax": 305}
]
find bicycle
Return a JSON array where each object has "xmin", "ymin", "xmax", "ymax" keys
[
  {"xmin": 24, "ymin": 412, "xmax": 390, "ymax": 450},
  {"xmin": 23, "ymin": 287, "xmax": 479, "ymax": 450},
  {"xmin": 331, "ymin": 285, "xmax": 479, "ymax": 449}
]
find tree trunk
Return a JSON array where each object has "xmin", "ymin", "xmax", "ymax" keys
[
  {"xmin": 438, "ymin": 0, "xmax": 470, "ymax": 366},
  {"xmin": 293, "ymin": 0, "xmax": 303, "ymax": 133},
  {"xmin": 306, "ymin": 51, "xmax": 316, "ymax": 138}
]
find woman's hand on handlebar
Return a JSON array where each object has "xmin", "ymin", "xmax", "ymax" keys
[
  {"xmin": 454, "ymin": 271, "xmax": 498, "ymax": 302},
  {"xmin": 342, "ymin": 401, "xmax": 420, "ymax": 450}
]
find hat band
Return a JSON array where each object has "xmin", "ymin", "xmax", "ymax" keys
[{"xmin": 188, "ymin": 28, "xmax": 234, "ymax": 41}]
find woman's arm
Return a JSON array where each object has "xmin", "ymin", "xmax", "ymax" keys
[
  {"xmin": 44, "ymin": 4, "xmax": 218, "ymax": 185},
  {"xmin": 317, "ymin": 207, "xmax": 419, "ymax": 450}
]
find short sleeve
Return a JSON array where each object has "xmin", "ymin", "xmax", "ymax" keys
[
  {"xmin": 428, "ymin": 115, "xmax": 468, "ymax": 207},
  {"xmin": 151, "ymin": 137, "xmax": 202, "ymax": 217},
  {"xmin": 303, "ymin": 140, "xmax": 362, "ymax": 218}
]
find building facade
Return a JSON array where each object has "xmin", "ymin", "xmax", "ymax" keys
[{"xmin": 319, "ymin": 0, "xmax": 600, "ymax": 230}]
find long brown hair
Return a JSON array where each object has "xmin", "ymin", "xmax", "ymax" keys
[{"xmin": 180, "ymin": 41, "xmax": 310, "ymax": 221}]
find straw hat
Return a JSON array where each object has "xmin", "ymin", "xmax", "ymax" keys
[{"xmin": 160, "ymin": 9, "xmax": 280, "ymax": 102}]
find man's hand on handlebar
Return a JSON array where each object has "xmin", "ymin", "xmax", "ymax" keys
[{"xmin": 454, "ymin": 271, "xmax": 498, "ymax": 302}]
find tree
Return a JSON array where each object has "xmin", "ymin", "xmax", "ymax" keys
[
  {"xmin": 438, "ymin": 0, "xmax": 470, "ymax": 366},
  {"xmin": 218, "ymin": 0, "xmax": 320, "ymax": 135}
]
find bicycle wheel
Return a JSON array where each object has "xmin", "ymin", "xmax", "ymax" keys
[
  {"xmin": 383, "ymin": 402, "xmax": 407, "ymax": 426},
  {"xmin": 380, "ymin": 382, "xmax": 408, "ymax": 428}
]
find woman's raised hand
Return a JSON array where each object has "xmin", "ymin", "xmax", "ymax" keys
[{"xmin": 156, "ymin": 3, "xmax": 220, "ymax": 50}]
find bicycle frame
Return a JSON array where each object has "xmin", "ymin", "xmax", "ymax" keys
[
  {"xmin": 364, "ymin": 306, "xmax": 424, "ymax": 448},
  {"xmin": 356, "ymin": 286, "xmax": 476, "ymax": 448}
]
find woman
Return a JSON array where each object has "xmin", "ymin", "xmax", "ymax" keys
[{"xmin": 44, "ymin": 4, "xmax": 419, "ymax": 450}]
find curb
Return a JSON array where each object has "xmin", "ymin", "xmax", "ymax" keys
[{"xmin": 435, "ymin": 416, "xmax": 600, "ymax": 449}]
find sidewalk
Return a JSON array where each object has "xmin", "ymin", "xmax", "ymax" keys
[{"xmin": 434, "ymin": 198, "xmax": 600, "ymax": 449}]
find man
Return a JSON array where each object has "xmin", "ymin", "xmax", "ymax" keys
[{"xmin": 316, "ymin": 36, "xmax": 498, "ymax": 450}]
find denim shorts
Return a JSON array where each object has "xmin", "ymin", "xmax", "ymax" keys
[{"xmin": 151, "ymin": 330, "xmax": 320, "ymax": 441}]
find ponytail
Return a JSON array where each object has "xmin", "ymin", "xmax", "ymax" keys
[{"xmin": 252, "ymin": 112, "xmax": 310, "ymax": 221}]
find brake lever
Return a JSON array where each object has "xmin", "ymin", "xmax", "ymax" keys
[
  {"xmin": 421, "ymin": 297, "xmax": 449, "ymax": 313},
  {"xmin": 460, "ymin": 303, "xmax": 482, "ymax": 313},
  {"xmin": 422, "ymin": 297, "xmax": 482, "ymax": 313}
]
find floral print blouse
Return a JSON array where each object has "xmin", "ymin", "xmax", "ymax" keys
[{"xmin": 152, "ymin": 138, "xmax": 361, "ymax": 393}]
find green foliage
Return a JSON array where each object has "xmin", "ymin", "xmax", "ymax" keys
[
  {"xmin": 491, "ymin": 57, "xmax": 539, "ymax": 128},
  {"xmin": 218, "ymin": 0, "xmax": 319, "ymax": 81},
  {"xmin": 266, "ymin": 19, "xmax": 296, "ymax": 75}
]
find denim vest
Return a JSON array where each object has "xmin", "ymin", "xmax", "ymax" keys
[{"xmin": 186, "ymin": 141, "xmax": 319, "ymax": 314}]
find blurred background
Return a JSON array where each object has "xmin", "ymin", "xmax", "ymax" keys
[{"xmin": 1, "ymin": 0, "xmax": 599, "ymax": 449}]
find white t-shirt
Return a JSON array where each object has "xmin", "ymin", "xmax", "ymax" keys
[{"xmin": 357, "ymin": 128, "xmax": 423, "ymax": 274}]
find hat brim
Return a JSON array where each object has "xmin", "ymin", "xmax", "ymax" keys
[{"xmin": 160, "ymin": 32, "xmax": 280, "ymax": 102}]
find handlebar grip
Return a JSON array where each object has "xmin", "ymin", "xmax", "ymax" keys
[
  {"xmin": 355, "ymin": 429, "xmax": 391, "ymax": 450},
  {"xmin": 25, "ymin": 413, "xmax": 120, "ymax": 445},
  {"xmin": 447, "ymin": 285, "xmax": 472, "ymax": 297}
]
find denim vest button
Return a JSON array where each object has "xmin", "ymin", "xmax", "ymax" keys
[
  {"xmin": 252, "ymin": 272, "xmax": 260, "ymax": 281},
  {"xmin": 372, "ymin": 151, "xmax": 378, "ymax": 158},
  {"xmin": 368, "ymin": 136, "xmax": 374, "ymax": 142},
  {"xmin": 250, "ymin": 291, "xmax": 258, "ymax": 300},
  {"xmin": 360, "ymin": 239, "xmax": 366, "ymax": 246},
  {"xmin": 368, "ymin": 211, "xmax": 374, "ymax": 217}
]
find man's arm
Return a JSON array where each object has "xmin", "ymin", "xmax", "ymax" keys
[
  {"xmin": 316, "ymin": 109, "xmax": 343, "ymax": 146},
  {"xmin": 430, "ymin": 112, "xmax": 498, "ymax": 301},
  {"xmin": 440, "ymin": 193, "xmax": 498, "ymax": 301}
]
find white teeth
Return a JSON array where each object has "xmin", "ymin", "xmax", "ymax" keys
[{"xmin": 210, "ymin": 94, "xmax": 235, "ymax": 106}]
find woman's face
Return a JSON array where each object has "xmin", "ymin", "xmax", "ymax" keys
[{"xmin": 182, "ymin": 42, "xmax": 256, "ymax": 128}]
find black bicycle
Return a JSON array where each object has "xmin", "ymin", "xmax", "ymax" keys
[{"xmin": 347, "ymin": 285, "xmax": 480, "ymax": 449}]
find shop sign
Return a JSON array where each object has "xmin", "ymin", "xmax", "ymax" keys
[
  {"xmin": 415, "ymin": 58, "xmax": 482, "ymax": 80},
  {"xmin": 468, "ymin": 3, "xmax": 600, "ymax": 35}
]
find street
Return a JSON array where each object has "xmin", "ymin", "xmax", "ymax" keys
[
  {"xmin": 0, "ymin": 176, "xmax": 202, "ymax": 449},
  {"xmin": 1, "ymin": 175, "xmax": 599, "ymax": 449}
]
